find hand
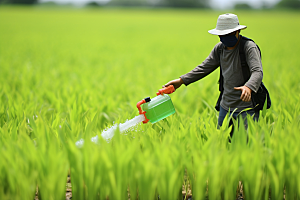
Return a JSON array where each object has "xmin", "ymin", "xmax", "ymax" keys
[
  {"xmin": 234, "ymin": 85, "xmax": 252, "ymax": 102},
  {"xmin": 163, "ymin": 78, "xmax": 184, "ymax": 90}
]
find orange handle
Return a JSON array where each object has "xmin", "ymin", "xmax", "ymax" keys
[
  {"xmin": 137, "ymin": 99, "xmax": 146, "ymax": 114},
  {"xmin": 136, "ymin": 99, "xmax": 149, "ymax": 124},
  {"xmin": 156, "ymin": 85, "xmax": 175, "ymax": 96}
]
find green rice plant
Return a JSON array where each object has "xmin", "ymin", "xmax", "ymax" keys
[
  {"xmin": 32, "ymin": 117, "xmax": 69, "ymax": 200},
  {"xmin": 60, "ymin": 130, "xmax": 85, "ymax": 200},
  {"xmin": 186, "ymin": 151, "xmax": 209, "ymax": 200},
  {"xmin": 0, "ymin": 6, "xmax": 300, "ymax": 200},
  {"xmin": 0, "ymin": 132, "xmax": 38, "ymax": 200},
  {"xmin": 155, "ymin": 136, "xmax": 184, "ymax": 199}
]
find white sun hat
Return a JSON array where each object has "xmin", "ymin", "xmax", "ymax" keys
[{"xmin": 208, "ymin": 13, "xmax": 247, "ymax": 36}]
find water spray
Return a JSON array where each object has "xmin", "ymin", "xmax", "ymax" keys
[{"xmin": 76, "ymin": 85, "xmax": 176, "ymax": 147}]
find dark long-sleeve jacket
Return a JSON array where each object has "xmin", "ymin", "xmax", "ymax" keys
[{"xmin": 180, "ymin": 39, "xmax": 263, "ymax": 112}]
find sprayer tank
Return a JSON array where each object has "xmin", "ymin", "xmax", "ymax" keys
[{"xmin": 142, "ymin": 94, "xmax": 175, "ymax": 123}]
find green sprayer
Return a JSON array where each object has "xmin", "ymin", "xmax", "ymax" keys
[{"xmin": 76, "ymin": 85, "xmax": 176, "ymax": 146}]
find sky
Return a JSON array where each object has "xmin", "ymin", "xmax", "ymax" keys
[{"xmin": 39, "ymin": 0, "xmax": 282, "ymax": 9}]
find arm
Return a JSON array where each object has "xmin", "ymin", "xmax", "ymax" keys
[
  {"xmin": 234, "ymin": 42, "xmax": 263, "ymax": 102},
  {"xmin": 244, "ymin": 42, "xmax": 263, "ymax": 93},
  {"xmin": 164, "ymin": 43, "xmax": 222, "ymax": 90},
  {"xmin": 180, "ymin": 43, "xmax": 221, "ymax": 86}
]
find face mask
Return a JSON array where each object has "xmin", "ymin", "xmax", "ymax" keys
[{"xmin": 219, "ymin": 33, "xmax": 238, "ymax": 47}]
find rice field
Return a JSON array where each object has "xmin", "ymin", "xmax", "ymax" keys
[{"xmin": 0, "ymin": 6, "xmax": 300, "ymax": 200}]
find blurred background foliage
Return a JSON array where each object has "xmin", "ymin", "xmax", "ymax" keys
[
  {"xmin": 0, "ymin": 0, "xmax": 299, "ymax": 9},
  {"xmin": 0, "ymin": 0, "xmax": 37, "ymax": 4}
]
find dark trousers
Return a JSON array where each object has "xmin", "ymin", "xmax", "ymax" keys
[{"xmin": 218, "ymin": 106, "xmax": 259, "ymax": 139}]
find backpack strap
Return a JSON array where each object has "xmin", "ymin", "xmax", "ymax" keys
[
  {"xmin": 215, "ymin": 44, "xmax": 224, "ymax": 111},
  {"xmin": 239, "ymin": 35, "xmax": 262, "ymax": 84},
  {"xmin": 218, "ymin": 44, "xmax": 224, "ymax": 92},
  {"xmin": 239, "ymin": 37, "xmax": 251, "ymax": 83}
]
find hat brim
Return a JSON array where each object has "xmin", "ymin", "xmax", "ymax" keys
[{"xmin": 208, "ymin": 25, "xmax": 247, "ymax": 36}]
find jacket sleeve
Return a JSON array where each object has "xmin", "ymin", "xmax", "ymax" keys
[
  {"xmin": 180, "ymin": 43, "xmax": 221, "ymax": 86},
  {"xmin": 244, "ymin": 41, "xmax": 263, "ymax": 93}
]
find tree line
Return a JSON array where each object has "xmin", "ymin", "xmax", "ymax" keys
[
  {"xmin": 0, "ymin": 0, "xmax": 37, "ymax": 4},
  {"xmin": 0, "ymin": 0, "xmax": 299, "ymax": 9}
]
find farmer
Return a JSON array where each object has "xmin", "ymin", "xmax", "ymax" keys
[{"xmin": 164, "ymin": 13, "xmax": 263, "ymax": 135}]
